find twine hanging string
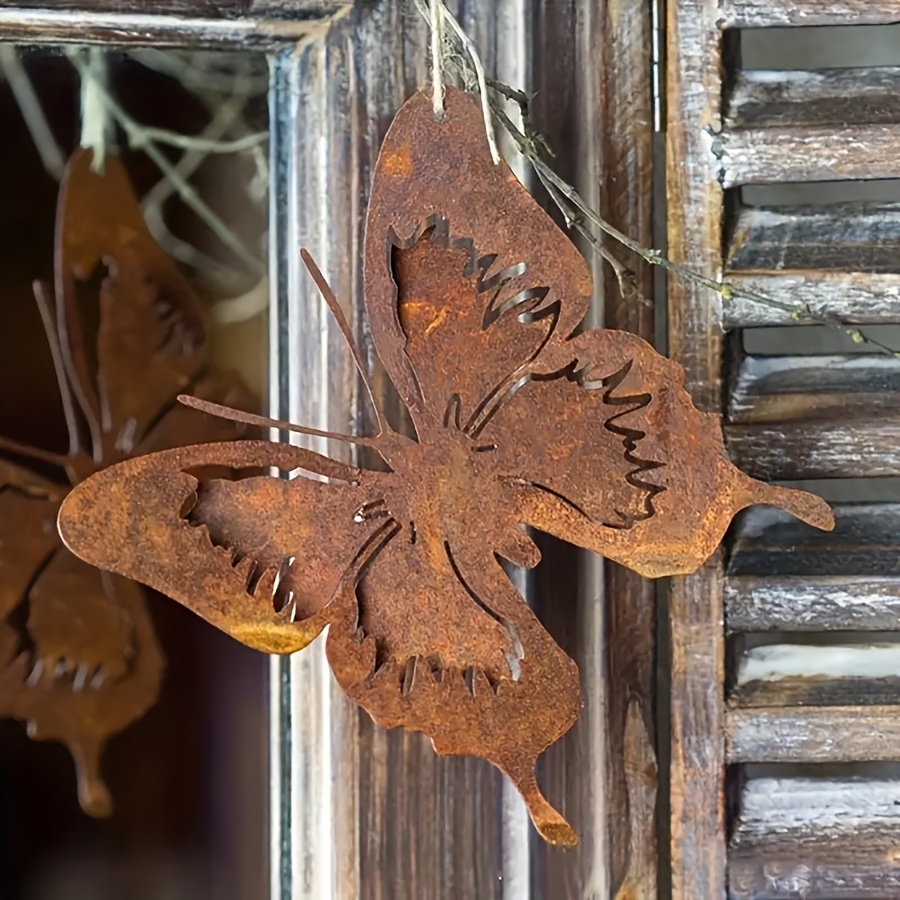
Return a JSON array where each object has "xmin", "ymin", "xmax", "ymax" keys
[
  {"xmin": 80, "ymin": 48, "xmax": 111, "ymax": 173},
  {"xmin": 419, "ymin": 0, "xmax": 500, "ymax": 165},
  {"xmin": 429, "ymin": 0, "xmax": 445, "ymax": 118}
]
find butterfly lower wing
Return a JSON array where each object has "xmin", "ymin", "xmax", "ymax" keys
[
  {"xmin": 0, "ymin": 566, "xmax": 163, "ymax": 817},
  {"xmin": 498, "ymin": 329, "xmax": 834, "ymax": 577},
  {"xmin": 59, "ymin": 440, "xmax": 396, "ymax": 654},
  {"xmin": 325, "ymin": 537, "xmax": 580, "ymax": 846},
  {"xmin": 0, "ymin": 460, "xmax": 63, "ymax": 665},
  {"xmin": 364, "ymin": 88, "xmax": 592, "ymax": 438}
]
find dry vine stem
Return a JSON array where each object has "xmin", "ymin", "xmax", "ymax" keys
[{"xmin": 414, "ymin": 0, "xmax": 899, "ymax": 357}]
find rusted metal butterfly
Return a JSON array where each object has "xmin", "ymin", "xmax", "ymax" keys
[
  {"xmin": 58, "ymin": 89, "xmax": 833, "ymax": 844},
  {"xmin": 0, "ymin": 148, "xmax": 252, "ymax": 815}
]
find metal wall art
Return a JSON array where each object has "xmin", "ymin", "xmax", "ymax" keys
[
  {"xmin": 0, "ymin": 148, "xmax": 252, "ymax": 816},
  {"xmin": 58, "ymin": 90, "xmax": 833, "ymax": 843}
]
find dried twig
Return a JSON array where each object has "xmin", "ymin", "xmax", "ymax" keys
[
  {"xmin": 0, "ymin": 46, "xmax": 65, "ymax": 180},
  {"xmin": 68, "ymin": 49, "xmax": 264, "ymax": 277}
]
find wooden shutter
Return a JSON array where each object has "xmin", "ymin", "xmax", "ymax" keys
[{"xmin": 667, "ymin": 2, "xmax": 900, "ymax": 898}]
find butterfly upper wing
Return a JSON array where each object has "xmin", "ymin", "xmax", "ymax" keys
[
  {"xmin": 56, "ymin": 148, "xmax": 209, "ymax": 460},
  {"xmin": 363, "ymin": 88, "xmax": 591, "ymax": 440},
  {"xmin": 59, "ymin": 440, "xmax": 397, "ymax": 654}
]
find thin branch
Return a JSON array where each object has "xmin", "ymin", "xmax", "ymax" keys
[
  {"xmin": 414, "ymin": 1, "xmax": 898, "ymax": 357},
  {"xmin": 492, "ymin": 89, "xmax": 900, "ymax": 356},
  {"xmin": 69, "ymin": 50, "xmax": 265, "ymax": 277},
  {"xmin": 136, "ymin": 127, "xmax": 267, "ymax": 154},
  {"xmin": 0, "ymin": 45, "xmax": 65, "ymax": 179}
]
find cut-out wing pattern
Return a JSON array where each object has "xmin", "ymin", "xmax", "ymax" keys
[
  {"xmin": 58, "ymin": 90, "xmax": 833, "ymax": 844},
  {"xmin": 0, "ymin": 148, "xmax": 253, "ymax": 815}
]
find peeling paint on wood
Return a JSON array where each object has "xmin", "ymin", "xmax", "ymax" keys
[
  {"xmin": 729, "ymin": 504, "xmax": 900, "ymax": 578},
  {"xmin": 727, "ymin": 576, "xmax": 900, "ymax": 632},
  {"xmin": 729, "ymin": 777, "xmax": 900, "ymax": 899},
  {"xmin": 738, "ymin": 643, "xmax": 900, "ymax": 684},
  {"xmin": 720, "ymin": 0, "xmax": 900, "ymax": 28},
  {"xmin": 725, "ymin": 419, "xmax": 900, "ymax": 479},
  {"xmin": 728, "ymin": 355, "xmax": 900, "ymax": 424},
  {"xmin": 727, "ymin": 706, "xmax": 900, "ymax": 763},
  {"xmin": 0, "ymin": 6, "xmax": 336, "ymax": 46},
  {"xmin": 726, "ymin": 202, "xmax": 900, "ymax": 273},
  {"xmin": 720, "ymin": 123, "xmax": 900, "ymax": 187},
  {"xmin": 726, "ymin": 67, "xmax": 900, "ymax": 130}
]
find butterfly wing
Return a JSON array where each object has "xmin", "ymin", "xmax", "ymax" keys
[
  {"xmin": 363, "ymin": 88, "xmax": 592, "ymax": 440},
  {"xmin": 56, "ymin": 148, "xmax": 209, "ymax": 459},
  {"xmin": 59, "ymin": 440, "xmax": 398, "ymax": 654},
  {"xmin": 0, "ymin": 568, "xmax": 163, "ymax": 816},
  {"xmin": 499, "ymin": 328, "xmax": 834, "ymax": 576},
  {"xmin": 326, "ymin": 536, "xmax": 581, "ymax": 846},
  {"xmin": 0, "ymin": 459, "xmax": 63, "ymax": 666}
]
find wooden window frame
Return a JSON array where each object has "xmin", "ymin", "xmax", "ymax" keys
[{"xmin": 0, "ymin": 2, "xmax": 663, "ymax": 897}]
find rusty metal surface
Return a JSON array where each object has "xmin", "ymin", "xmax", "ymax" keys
[
  {"xmin": 0, "ymin": 148, "xmax": 252, "ymax": 816},
  {"xmin": 58, "ymin": 90, "xmax": 833, "ymax": 844}
]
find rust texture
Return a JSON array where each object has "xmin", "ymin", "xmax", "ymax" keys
[
  {"xmin": 0, "ymin": 148, "xmax": 252, "ymax": 816},
  {"xmin": 58, "ymin": 89, "xmax": 833, "ymax": 844}
]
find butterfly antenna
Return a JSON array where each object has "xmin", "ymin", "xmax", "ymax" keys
[
  {"xmin": 52, "ymin": 265, "xmax": 104, "ymax": 463},
  {"xmin": 177, "ymin": 395, "xmax": 380, "ymax": 450},
  {"xmin": 300, "ymin": 249, "xmax": 388, "ymax": 436},
  {"xmin": 33, "ymin": 281, "xmax": 82, "ymax": 457}
]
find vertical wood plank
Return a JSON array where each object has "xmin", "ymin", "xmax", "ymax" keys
[
  {"xmin": 531, "ymin": 2, "xmax": 661, "ymax": 896},
  {"xmin": 529, "ymin": 2, "xmax": 609, "ymax": 897},
  {"xmin": 272, "ymin": 1, "xmax": 664, "ymax": 895},
  {"xmin": 596, "ymin": 2, "xmax": 659, "ymax": 897},
  {"xmin": 666, "ymin": 1, "xmax": 727, "ymax": 898}
]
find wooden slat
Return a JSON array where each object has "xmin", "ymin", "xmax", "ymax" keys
[
  {"xmin": 728, "ymin": 354, "xmax": 900, "ymax": 424},
  {"xmin": 667, "ymin": 0, "xmax": 727, "ymax": 895},
  {"xmin": 727, "ymin": 576, "xmax": 900, "ymax": 632},
  {"xmin": 723, "ymin": 270, "xmax": 900, "ymax": 328},
  {"xmin": 1, "ymin": 0, "xmax": 343, "ymax": 14},
  {"xmin": 720, "ymin": 0, "xmax": 900, "ymax": 28},
  {"xmin": 726, "ymin": 504, "xmax": 900, "ymax": 629},
  {"xmin": 725, "ymin": 419, "xmax": 900, "ymax": 479},
  {"xmin": 0, "ymin": 7, "xmax": 329, "ymax": 46},
  {"xmin": 726, "ymin": 68, "xmax": 900, "ymax": 131},
  {"xmin": 729, "ymin": 777, "xmax": 900, "ymax": 899},
  {"xmin": 727, "ymin": 706, "xmax": 900, "ymax": 763},
  {"xmin": 727, "ymin": 203, "xmax": 900, "ymax": 273},
  {"xmin": 720, "ymin": 123, "xmax": 900, "ymax": 188},
  {"xmin": 732, "ymin": 643, "xmax": 900, "ymax": 708},
  {"xmin": 729, "ymin": 504, "xmax": 900, "ymax": 579}
]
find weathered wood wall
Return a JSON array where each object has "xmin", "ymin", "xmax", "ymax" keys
[{"xmin": 669, "ymin": 1, "xmax": 900, "ymax": 897}]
